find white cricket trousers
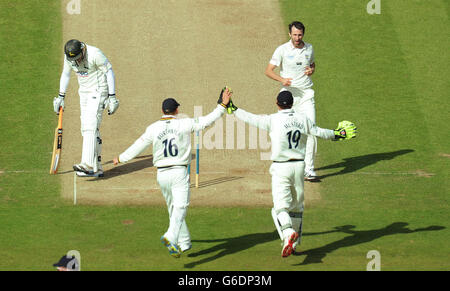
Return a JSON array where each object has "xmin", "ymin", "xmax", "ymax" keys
[
  {"xmin": 270, "ymin": 161, "xmax": 305, "ymax": 238},
  {"xmin": 157, "ymin": 166, "xmax": 191, "ymax": 248},
  {"xmin": 79, "ymin": 91, "xmax": 108, "ymax": 171},
  {"xmin": 281, "ymin": 87, "xmax": 317, "ymax": 174}
]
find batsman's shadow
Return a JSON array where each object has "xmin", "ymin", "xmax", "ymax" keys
[
  {"xmin": 315, "ymin": 149, "xmax": 415, "ymax": 180},
  {"xmin": 294, "ymin": 222, "xmax": 445, "ymax": 266},
  {"xmin": 184, "ymin": 231, "xmax": 279, "ymax": 269}
]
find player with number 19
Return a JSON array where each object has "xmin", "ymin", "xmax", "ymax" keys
[
  {"xmin": 227, "ymin": 90, "xmax": 356, "ymax": 257},
  {"xmin": 113, "ymin": 88, "xmax": 231, "ymax": 258}
]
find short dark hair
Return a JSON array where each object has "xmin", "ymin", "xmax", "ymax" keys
[
  {"xmin": 278, "ymin": 104, "xmax": 293, "ymax": 110},
  {"xmin": 289, "ymin": 21, "xmax": 305, "ymax": 33}
]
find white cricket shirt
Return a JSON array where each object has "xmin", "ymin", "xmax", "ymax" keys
[
  {"xmin": 62, "ymin": 44, "xmax": 112, "ymax": 94},
  {"xmin": 270, "ymin": 41, "xmax": 315, "ymax": 89},
  {"xmin": 119, "ymin": 105, "xmax": 226, "ymax": 168},
  {"xmin": 234, "ymin": 108, "xmax": 334, "ymax": 162}
]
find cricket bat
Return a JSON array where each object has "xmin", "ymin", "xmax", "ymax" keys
[{"xmin": 49, "ymin": 107, "xmax": 64, "ymax": 174}]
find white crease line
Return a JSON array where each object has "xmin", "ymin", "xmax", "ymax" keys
[
  {"xmin": 0, "ymin": 170, "xmax": 436, "ymax": 176},
  {"xmin": 79, "ymin": 187, "xmax": 161, "ymax": 191},
  {"xmin": 348, "ymin": 172, "xmax": 435, "ymax": 176}
]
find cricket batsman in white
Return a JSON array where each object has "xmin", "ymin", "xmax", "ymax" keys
[
  {"xmin": 112, "ymin": 88, "xmax": 232, "ymax": 258},
  {"xmin": 226, "ymin": 90, "xmax": 357, "ymax": 257},
  {"xmin": 53, "ymin": 39, "xmax": 119, "ymax": 177}
]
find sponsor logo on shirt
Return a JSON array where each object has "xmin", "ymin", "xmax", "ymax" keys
[{"xmin": 77, "ymin": 71, "xmax": 88, "ymax": 77}]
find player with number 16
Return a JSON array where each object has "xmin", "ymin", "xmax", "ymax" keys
[{"xmin": 113, "ymin": 87, "xmax": 232, "ymax": 258}]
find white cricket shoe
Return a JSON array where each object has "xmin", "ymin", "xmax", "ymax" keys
[
  {"xmin": 73, "ymin": 163, "xmax": 93, "ymax": 174},
  {"xmin": 282, "ymin": 231, "xmax": 299, "ymax": 258},
  {"xmin": 304, "ymin": 170, "xmax": 319, "ymax": 182},
  {"xmin": 76, "ymin": 170, "xmax": 104, "ymax": 178},
  {"xmin": 180, "ymin": 243, "xmax": 192, "ymax": 253}
]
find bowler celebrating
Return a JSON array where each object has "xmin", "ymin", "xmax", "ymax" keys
[{"xmin": 265, "ymin": 21, "xmax": 318, "ymax": 181}]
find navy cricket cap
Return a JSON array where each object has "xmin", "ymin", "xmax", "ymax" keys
[
  {"xmin": 162, "ymin": 98, "xmax": 180, "ymax": 114},
  {"xmin": 277, "ymin": 91, "xmax": 294, "ymax": 107}
]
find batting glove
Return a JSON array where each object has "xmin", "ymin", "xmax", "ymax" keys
[
  {"xmin": 53, "ymin": 93, "xmax": 65, "ymax": 114},
  {"xmin": 334, "ymin": 120, "xmax": 357, "ymax": 140},
  {"xmin": 107, "ymin": 94, "xmax": 120, "ymax": 115}
]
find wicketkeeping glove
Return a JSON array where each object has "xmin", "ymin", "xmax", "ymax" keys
[
  {"xmin": 107, "ymin": 94, "xmax": 120, "ymax": 115},
  {"xmin": 334, "ymin": 120, "xmax": 357, "ymax": 140},
  {"xmin": 53, "ymin": 93, "xmax": 65, "ymax": 114},
  {"xmin": 227, "ymin": 99, "xmax": 238, "ymax": 114}
]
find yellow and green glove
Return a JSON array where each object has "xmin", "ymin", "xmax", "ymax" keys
[
  {"xmin": 334, "ymin": 120, "xmax": 357, "ymax": 140},
  {"xmin": 227, "ymin": 99, "xmax": 238, "ymax": 114}
]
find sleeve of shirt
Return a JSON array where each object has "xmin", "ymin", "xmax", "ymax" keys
[
  {"xmin": 269, "ymin": 46, "xmax": 282, "ymax": 67},
  {"xmin": 118, "ymin": 125, "xmax": 154, "ymax": 163},
  {"xmin": 310, "ymin": 45, "xmax": 315, "ymax": 64},
  {"xmin": 190, "ymin": 104, "xmax": 226, "ymax": 132},
  {"xmin": 94, "ymin": 48, "xmax": 113, "ymax": 74},
  {"xmin": 302, "ymin": 116, "xmax": 334, "ymax": 140},
  {"xmin": 234, "ymin": 108, "xmax": 271, "ymax": 131},
  {"xmin": 106, "ymin": 68, "xmax": 116, "ymax": 95},
  {"xmin": 59, "ymin": 58, "xmax": 72, "ymax": 93}
]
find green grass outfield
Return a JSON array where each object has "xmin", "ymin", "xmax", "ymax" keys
[{"xmin": 0, "ymin": 0, "xmax": 448, "ymax": 271}]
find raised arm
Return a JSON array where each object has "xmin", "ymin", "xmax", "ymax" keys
[
  {"xmin": 234, "ymin": 108, "xmax": 271, "ymax": 132},
  {"xmin": 190, "ymin": 87, "xmax": 231, "ymax": 132},
  {"xmin": 302, "ymin": 116, "xmax": 357, "ymax": 141}
]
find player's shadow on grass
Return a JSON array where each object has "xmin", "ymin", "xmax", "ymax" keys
[
  {"xmin": 98, "ymin": 153, "xmax": 195, "ymax": 180},
  {"xmin": 315, "ymin": 149, "xmax": 414, "ymax": 180},
  {"xmin": 96, "ymin": 154, "xmax": 155, "ymax": 180},
  {"xmin": 184, "ymin": 231, "xmax": 279, "ymax": 269},
  {"xmin": 294, "ymin": 222, "xmax": 445, "ymax": 266}
]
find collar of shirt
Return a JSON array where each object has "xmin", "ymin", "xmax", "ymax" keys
[
  {"xmin": 288, "ymin": 40, "xmax": 306, "ymax": 51},
  {"xmin": 160, "ymin": 115, "xmax": 177, "ymax": 121},
  {"xmin": 278, "ymin": 109, "xmax": 295, "ymax": 114}
]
